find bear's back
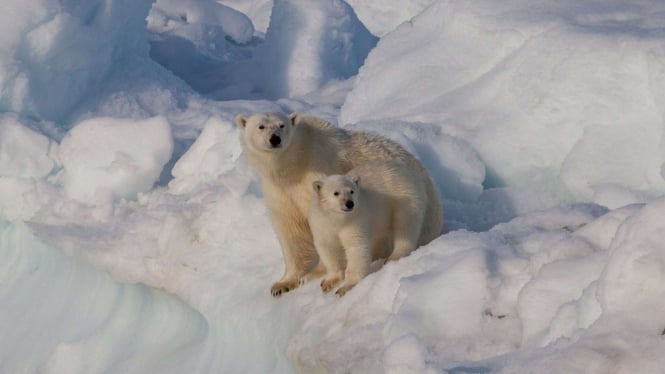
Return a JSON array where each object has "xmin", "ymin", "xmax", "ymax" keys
[{"xmin": 347, "ymin": 160, "xmax": 425, "ymax": 201}]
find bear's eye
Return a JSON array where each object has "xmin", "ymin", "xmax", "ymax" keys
[
  {"xmin": 279, "ymin": 124, "xmax": 285, "ymax": 129},
  {"xmin": 333, "ymin": 192, "xmax": 339, "ymax": 196},
  {"xmin": 350, "ymin": 190, "xmax": 354, "ymax": 194},
  {"xmin": 258, "ymin": 125, "xmax": 265, "ymax": 130}
]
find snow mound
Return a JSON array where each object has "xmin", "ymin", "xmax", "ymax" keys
[
  {"xmin": 147, "ymin": 0, "xmax": 256, "ymax": 95},
  {"xmin": 59, "ymin": 116, "xmax": 173, "ymax": 204},
  {"xmin": 340, "ymin": 0, "xmax": 665, "ymax": 203},
  {"xmin": 0, "ymin": 0, "xmax": 153, "ymax": 122},
  {"xmin": 169, "ymin": 116, "xmax": 245, "ymax": 194},
  {"xmin": 600, "ymin": 198, "xmax": 665, "ymax": 323},
  {"xmin": 258, "ymin": 0, "xmax": 378, "ymax": 98},
  {"xmin": 219, "ymin": 0, "xmax": 274, "ymax": 34},
  {"xmin": 0, "ymin": 114, "xmax": 59, "ymax": 179},
  {"xmin": 0, "ymin": 115, "xmax": 60, "ymax": 221},
  {"xmin": 149, "ymin": 0, "xmax": 254, "ymax": 45},
  {"xmin": 346, "ymin": 0, "xmax": 437, "ymax": 36},
  {"xmin": 501, "ymin": 199, "xmax": 665, "ymax": 373}
]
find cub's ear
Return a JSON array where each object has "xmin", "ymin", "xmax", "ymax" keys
[
  {"xmin": 236, "ymin": 114, "xmax": 248, "ymax": 129},
  {"xmin": 352, "ymin": 176, "xmax": 360, "ymax": 186},
  {"xmin": 288, "ymin": 112, "xmax": 300, "ymax": 126},
  {"xmin": 312, "ymin": 180, "xmax": 323, "ymax": 194}
]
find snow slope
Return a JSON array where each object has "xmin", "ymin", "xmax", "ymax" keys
[
  {"xmin": 1, "ymin": 0, "xmax": 665, "ymax": 373},
  {"xmin": 340, "ymin": 0, "xmax": 665, "ymax": 207}
]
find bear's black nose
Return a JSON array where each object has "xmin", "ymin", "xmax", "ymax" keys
[
  {"xmin": 270, "ymin": 135, "xmax": 281, "ymax": 147},
  {"xmin": 345, "ymin": 200, "xmax": 354, "ymax": 210}
]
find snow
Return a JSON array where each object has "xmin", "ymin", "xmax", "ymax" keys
[
  {"xmin": 2, "ymin": 0, "xmax": 665, "ymax": 373},
  {"xmin": 149, "ymin": 0, "xmax": 254, "ymax": 45},
  {"xmin": 0, "ymin": 0, "xmax": 154, "ymax": 122},
  {"xmin": 257, "ymin": 0, "xmax": 378, "ymax": 99},
  {"xmin": 168, "ymin": 116, "xmax": 243, "ymax": 194},
  {"xmin": 346, "ymin": 0, "xmax": 438, "ymax": 37},
  {"xmin": 218, "ymin": 0, "xmax": 274, "ymax": 35},
  {"xmin": 0, "ymin": 220, "xmax": 208, "ymax": 374},
  {"xmin": 146, "ymin": 0, "xmax": 256, "ymax": 96},
  {"xmin": 59, "ymin": 116, "xmax": 173, "ymax": 204},
  {"xmin": 340, "ymin": 0, "xmax": 665, "ymax": 205},
  {"xmin": 0, "ymin": 114, "xmax": 58, "ymax": 179}
]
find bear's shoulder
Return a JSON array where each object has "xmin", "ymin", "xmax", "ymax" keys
[{"xmin": 298, "ymin": 115, "xmax": 336, "ymax": 130}]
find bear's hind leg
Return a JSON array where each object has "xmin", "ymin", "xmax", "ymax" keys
[{"xmin": 386, "ymin": 206, "xmax": 424, "ymax": 262}]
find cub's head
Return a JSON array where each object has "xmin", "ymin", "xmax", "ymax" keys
[
  {"xmin": 313, "ymin": 175, "xmax": 360, "ymax": 214},
  {"xmin": 236, "ymin": 112, "xmax": 300, "ymax": 154}
]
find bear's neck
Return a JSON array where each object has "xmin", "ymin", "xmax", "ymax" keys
[
  {"xmin": 255, "ymin": 129, "xmax": 311, "ymax": 183},
  {"xmin": 270, "ymin": 148, "xmax": 309, "ymax": 182}
]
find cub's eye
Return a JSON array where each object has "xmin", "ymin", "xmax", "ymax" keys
[
  {"xmin": 279, "ymin": 124, "xmax": 285, "ymax": 129},
  {"xmin": 258, "ymin": 125, "xmax": 265, "ymax": 130},
  {"xmin": 333, "ymin": 192, "xmax": 339, "ymax": 196},
  {"xmin": 350, "ymin": 190, "xmax": 354, "ymax": 194}
]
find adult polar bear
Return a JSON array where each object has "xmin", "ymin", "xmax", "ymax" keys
[{"xmin": 237, "ymin": 112, "xmax": 442, "ymax": 297}]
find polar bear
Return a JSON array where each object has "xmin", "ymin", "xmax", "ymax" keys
[
  {"xmin": 236, "ymin": 112, "xmax": 443, "ymax": 297},
  {"xmin": 309, "ymin": 161, "xmax": 432, "ymax": 296}
]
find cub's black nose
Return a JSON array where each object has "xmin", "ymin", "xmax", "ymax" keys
[
  {"xmin": 345, "ymin": 200, "xmax": 354, "ymax": 210},
  {"xmin": 270, "ymin": 135, "xmax": 281, "ymax": 147}
]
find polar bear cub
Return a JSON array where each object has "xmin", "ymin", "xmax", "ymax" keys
[{"xmin": 309, "ymin": 160, "xmax": 430, "ymax": 296}]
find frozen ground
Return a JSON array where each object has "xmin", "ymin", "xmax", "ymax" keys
[{"xmin": 1, "ymin": 0, "xmax": 665, "ymax": 373}]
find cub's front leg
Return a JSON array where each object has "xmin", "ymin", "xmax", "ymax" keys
[
  {"xmin": 336, "ymin": 226, "xmax": 371, "ymax": 296},
  {"xmin": 312, "ymin": 232, "xmax": 344, "ymax": 293}
]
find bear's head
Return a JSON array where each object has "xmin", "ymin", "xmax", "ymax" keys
[
  {"xmin": 313, "ymin": 175, "xmax": 360, "ymax": 214},
  {"xmin": 236, "ymin": 112, "xmax": 300, "ymax": 154}
]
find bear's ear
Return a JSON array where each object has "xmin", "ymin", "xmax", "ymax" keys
[
  {"xmin": 353, "ymin": 176, "xmax": 360, "ymax": 186},
  {"xmin": 288, "ymin": 112, "xmax": 300, "ymax": 126},
  {"xmin": 236, "ymin": 114, "xmax": 248, "ymax": 129},
  {"xmin": 312, "ymin": 181, "xmax": 323, "ymax": 194}
]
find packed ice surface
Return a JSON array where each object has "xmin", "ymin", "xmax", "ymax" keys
[
  {"xmin": 2, "ymin": 0, "xmax": 665, "ymax": 373},
  {"xmin": 0, "ymin": 221, "xmax": 209, "ymax": 374}
]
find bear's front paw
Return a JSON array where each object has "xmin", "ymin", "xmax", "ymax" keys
[
  {"xmin": 320, "ymin": 276, "xmax": 342, "ymax": 293},
  {"xmin": 271, "ymin": 280, "xmax": 300, "ymax": 297}
]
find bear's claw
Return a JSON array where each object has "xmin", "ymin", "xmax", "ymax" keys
[
  {"xmin": 271, "ymin": 280, "xmax": 299, "ymax": 297},
  {"xmin": 320, "ymin": 277, "xmax": 342, "ymax": 293},
  {"xmin": 335, "ymin": 284, "xmax": 355, "ymax": 297}
]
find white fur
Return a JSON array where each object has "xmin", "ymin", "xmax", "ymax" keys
[
  {"xmin": 309, "ymin": 161, "xmax": 432, "ymax": 296},
  {"xmin": 237, "ymin": 112, "xmax": 443, "ymax": 297}
]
